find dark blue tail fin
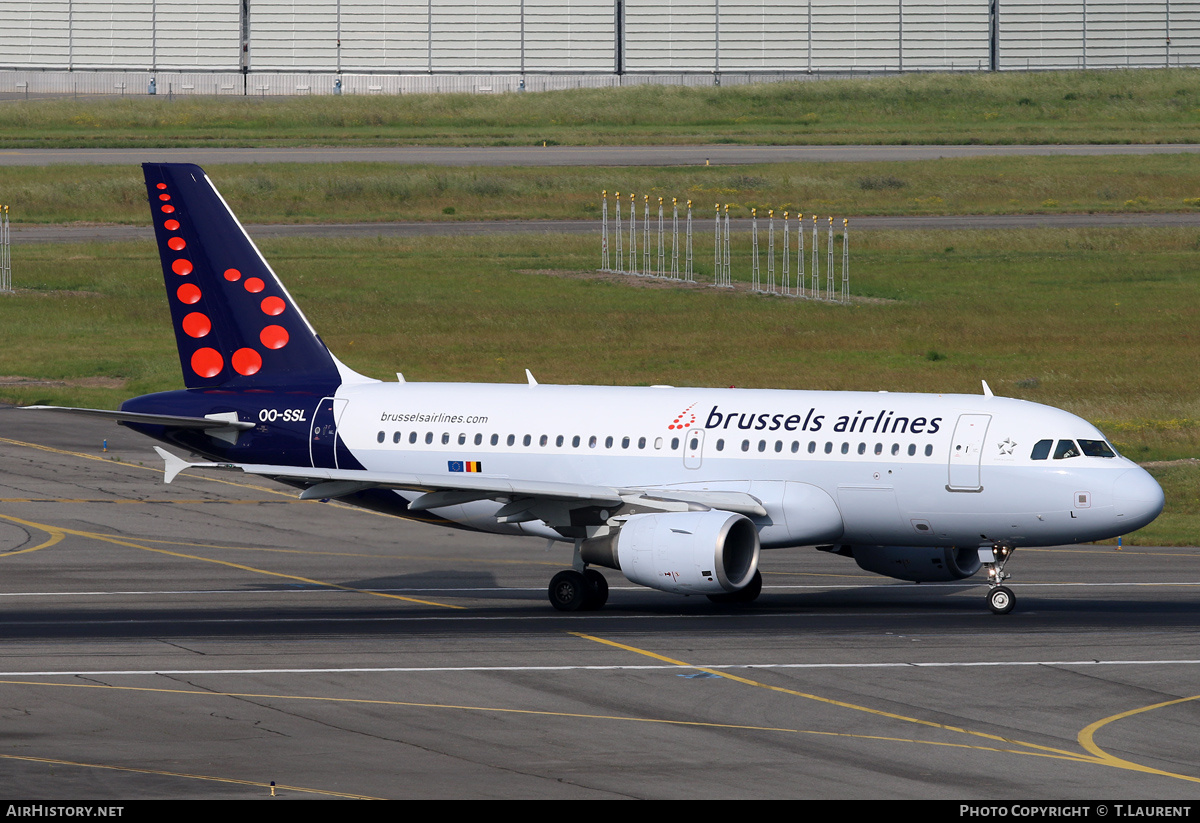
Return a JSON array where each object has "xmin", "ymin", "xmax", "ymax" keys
[{"xmin": 144, "ymin": 163, "xmax": 349, "ymax": 389}]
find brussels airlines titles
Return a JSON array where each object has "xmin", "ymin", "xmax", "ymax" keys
[{"xmin": 702, "ymin": 404, "xmax": 942, "ymax": 435}]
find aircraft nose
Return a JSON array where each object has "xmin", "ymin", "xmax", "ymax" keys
[{"xmin": 1113, "ymin": 468, "xmax": 1165, "ymax": 531}]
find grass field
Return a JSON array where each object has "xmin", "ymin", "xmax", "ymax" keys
[
  {"xmin": 4, "ymin": 154, "xmax": 1200, "ymax": 225},
  {"xmin": 3, "ymin": 69, "xmax": 1200, "ymax": 148}
]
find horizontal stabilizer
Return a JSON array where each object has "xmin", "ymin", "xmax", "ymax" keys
[
  {"xmin": 153, "ymin": 446, "xmax": 223, "ymax": 484},
  {"xmin": 24, "ymin": 405, "xmax": 254, "ymax": 431}
]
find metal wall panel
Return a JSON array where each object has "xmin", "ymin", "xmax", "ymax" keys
[
  {"xmin": 998, "ymin": 0, "xmax": 1179, "ymax": 70},
  {"xmin": 523, "ymin": 0, "xmax": 614, "ymax": 71},
  {"xmin": 251, "ymin": 0, "xmax": 338, "ymax": 70},
  {"xmin": 719, "ymin": 0, "xmax": 809, "ymax": 70},
  {"xmin": 901, "ymin": 1, "xmax": 990, "ymax": 70},
  {"xmin": 1085, "ymin": 1, "xmax": 1170, "ymax": 68},
  {"xmin": 0, "ymin": 1, "xmax": 71, "ymax": 69},
  {"xmin": 72, "ymin": 1, "xmax": 155, "ymax": 68},
  {"xmin": 1171, "ymin": 0, "xmax": 1200, "ymax": 66},
  {"xmin": 432, "ymin": 1, "xmax": 523, "ymax": 70},
  {"xmin": 1000, "ymin": 1, "xmax": 1086, "ymax": 69},
  {"xmin": 625, "ymin": 0, "xmax": 718, "ymax": 71},
  {"xmin": 4, "ymin": 1, "xmax": 1200, "ymax": 83},
  {"xmin": 156, "ymin": 0, "xmax": 241, "ymax": 70},
  {"xmin": 811, "ymin": 2, "xmax": 902, "ymax": 72},
  {"xmin": 339, "ymin": 0, "xmax": 430, "ymax": 72}
]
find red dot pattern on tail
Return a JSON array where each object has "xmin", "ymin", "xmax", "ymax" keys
[{"xmin": 157, "ymin": 179, "xmax": 292, "ymax": 382}]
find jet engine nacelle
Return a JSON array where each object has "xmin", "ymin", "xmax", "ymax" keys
[
  {"xmin": 582, "ymin": 510, "xmax": 760, "ymax": 595},
  {"xmin": 850, "ymin": 545, "xmax": 982, "ymax": 583}
]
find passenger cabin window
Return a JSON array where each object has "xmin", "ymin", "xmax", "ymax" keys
[
  {"xmin": 491, "ymin": 434, "xmax": 499, "ymax": 446},
  {"xmin": 475, "ymin": 433, "xmax": 483, "ymax": 445},
  {"xmin": 394, "ymin": 432, "xmax": 402, "ymax": 444},
  {"xmin": 1031, "ymin": 439, "xmax": 1052, "ymax": 460}
]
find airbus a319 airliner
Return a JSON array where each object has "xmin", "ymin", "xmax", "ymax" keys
[{"xmin": 30, "ymin": 164, "xmax": 1164, "ymax": 614}]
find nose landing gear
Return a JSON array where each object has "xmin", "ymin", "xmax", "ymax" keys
[{"xmin": 983, "ymin": 544, "xmax": 1016, "ymax": 615}]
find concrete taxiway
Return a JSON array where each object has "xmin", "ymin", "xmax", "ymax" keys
[{"xmin": 2, "ymin": 407, "xmax": 1199, "ymax": 798}]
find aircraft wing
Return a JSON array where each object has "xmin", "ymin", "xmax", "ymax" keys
[{"xmin": 152, "ymin": 448, "xmax": 767, "ymax": 522}]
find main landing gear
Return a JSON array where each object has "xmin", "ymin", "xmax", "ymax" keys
[
  {"xmin": 983, "ymin": 544, "xmax": 1016, "ymax": 615},
  {"xmin": 548, "ymin": 568, "xmax": 608, "ymax": 612}
]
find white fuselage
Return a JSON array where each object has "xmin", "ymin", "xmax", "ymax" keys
[{"xmin": 318, "ymin": 381, "xmax": 1163, "ymax": 550}]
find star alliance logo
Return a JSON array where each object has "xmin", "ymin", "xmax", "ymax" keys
[{"xmin": 997, "ymin": 437, "xmax": 1017, "ymax": 455}]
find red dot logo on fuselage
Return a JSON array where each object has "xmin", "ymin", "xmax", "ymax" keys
[{"xmin": 668, "ymin": 403, "xmax": 698, "ymax": 430}]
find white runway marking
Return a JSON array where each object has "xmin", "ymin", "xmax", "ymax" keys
[{"xmin": 4, "ymin": 659, "xmax": 1200, "ymax": 678}]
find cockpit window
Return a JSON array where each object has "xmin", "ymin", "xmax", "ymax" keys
[
  {"xmin": 1078, "ymin": 439, "xmax": 1116, "ymax": 458},
  {"xmin": 1031, "ymin": 439, "xmax": 1052, "ymax": 460},
  {"xmin": 1053, "ymin": 439, "xmax": 1081, "ymax": 459}
]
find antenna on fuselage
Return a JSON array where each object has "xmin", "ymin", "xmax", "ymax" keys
[{"xmin": 982, "ymin": 380, "xmax": 994, "ymax": 398}]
